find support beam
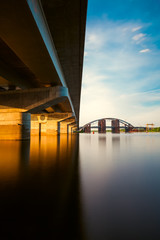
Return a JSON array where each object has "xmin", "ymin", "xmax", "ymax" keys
[
  {"xmin": 40, "ymin": 0, "xmax": 88, "ymax": 121},
  {"xmin": 98, "ymin": 119, "xmax": 106, "ymax": 133},
  {"xmin": 0, "ymin": 86, "xmax": 70, "ymax": 113},
  {"xmin": 0, "ymin": 0, "xmax": 63, "ymax": 88},
  {"xmin": 112, "ymin": 119, "xmax": 120, "ymax": 133},
  {"xmin": 26, "ymin": 0, "xmax": 66, "ymax": 88},
  {"xmin": 0, "ymin": 0, "xmax": 88, "ymax": 122}
]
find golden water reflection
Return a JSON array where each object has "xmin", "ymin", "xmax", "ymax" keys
[
  {"xmin": 0, "ymin": 141, "xmax": 21, "ymax": 182},
  {"xmin": 0, "ymin": 134, "xmax": 83, "ymax": 239},
  {"xmin": 0, "ymin": 134, "xmax": 77, "ymax": 181},
  {"xmin": 2, "ymin": 133, "xmax": 160, "ymax": 239}
]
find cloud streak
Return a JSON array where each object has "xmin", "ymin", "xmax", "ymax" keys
[
  {"xmin": 132, "ymin": 33, "xmax": 146, "ymax": 41},
  {"xmin": 139, "ymin": 48, "xmax": 150, "ymax": 53},
  {"xmin": 132, "ymin": 26, "xmax": 142, "ymax": 32},
  {"xmin": 80, "ymin": 19, "xmax": 160, "ymax": 127}
]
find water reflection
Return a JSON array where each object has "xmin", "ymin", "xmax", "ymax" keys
[
  {"xmin": 112, "ymin": 134, "xmax": 120, "ymax": 159},
  {"xmin": 0, "ymin": 133, "xmax": 160, "ymax": 239},
  {"xmin": 0, "ymin": 141, "xmax": 21, "ymax": 182},
  {"xmin": 112, "ymin": 135, "xmax": 120, "ymax": 149},
  {"xmin": 0, "ymin": 134, "xmax": 84, "ymax": 239},
  {"xmin": 20, "ymin": 140, "xmax": 30, "ymax": 167},
  {"xmin": 98, "ymin": 135, "xmax": 106, "ymax": 147},
  {"xmin": 79, "ymin": 133, "xmax": 160, "ymax": 240}
]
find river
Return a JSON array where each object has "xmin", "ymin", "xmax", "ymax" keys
[{"xmin": 0, "ymin": 133, "xmax": 160, "ymax": 239}]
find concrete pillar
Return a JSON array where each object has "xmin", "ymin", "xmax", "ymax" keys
[
  {"xmin": 0, "ymin": 112, "xmax": 30, "ymax": 140},
  {"xmin": 31, "ymin": 115, "xmax": 59, "ymax": 135},
  {"xmin": 72, "ymin": 126, "xmax": 77, "ymax": 133},
  {"xmin": 67, "ymin": 124, "xmax": 71, "ymax": 134},
  {"xmin": 66, "ymin": 121, "xmax": 76, "ymax": 134},
  {"xmin": 58, "ymin": 118, "xmax": 75, "ymax": 134},
  {"xmin": 31, "ymin": 115, "xmax": 39, "ymax": 135},
  {"xmin": 71, "ymin": 126, "xmax": 77, "ymax": 133},
  {"xmin": 84, "ymin": 124, "xmax": 91, "ymax": 133},
  {"xmin": 31, "ymin": 113, "xmax": 73, "ymax": 136},
  {"xmin": 57, "ymin": 117, "xmax": 75, "ymax": 134},
  {"xmin": 112, "ymin": 119, "xmax": 120, "ymax": 133},
  {"xmin": 98, "ymin": 119, "xmax": 106, "ymax": 133},
  {"xmin": 57, "ymin": 121, "xmax": 70, "ymax": 134},
  {"xmin": 60, "ymin": 122, "xmax": 69, "ymax": 133},
  {"xmin": 67, "ymin": 124, "xmax": 73, "ymax": 134}
]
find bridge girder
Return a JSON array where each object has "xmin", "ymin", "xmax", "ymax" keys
[
  {"xmin": 0, "ymin": 0, "xmax": 88, "ymax": 123},
  {"xmin": 0, "ymin": 0, "xmax": 88, "ymax": 139}
]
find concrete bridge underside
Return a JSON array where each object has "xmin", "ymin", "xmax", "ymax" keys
[{"xmin": 0, "ymin": 0, "xmax": 88, "ymax": 139}]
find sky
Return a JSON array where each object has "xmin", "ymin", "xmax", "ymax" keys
[{"xmin": 79, "ymin": 0, "xmax": 160, "ymax": 127}]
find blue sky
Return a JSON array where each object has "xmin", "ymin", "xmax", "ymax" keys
[{"xmin": 80, "ymin": 0, "xmax": 160, "ymax": 126}]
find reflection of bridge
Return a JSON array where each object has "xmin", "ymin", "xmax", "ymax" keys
[
  {"xmin": 0, "ymin": 0, "xmax": 87, "ymax": 139},
  {"xmin": 79, "ymin": 118, "xmax": 134, "ymax": 133}
]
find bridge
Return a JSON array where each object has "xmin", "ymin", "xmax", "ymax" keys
[
  {"xmin": 79, "ymin": 118, "xmax": 134, "ymax": 133},
  {"xmin": 0, "ymin": 0, "xmax": 87, "ymax": 139}
]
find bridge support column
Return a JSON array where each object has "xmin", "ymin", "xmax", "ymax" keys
[
  {"xmin": 125, "ymin": 125, "xmax": 133, "ymax": 133},
  {"xmin": 67, "ymin": 122, "xmax": 76, "ymax": 134},
  {"xmin": 58, "ymin": 116, "xmax": 75, "ymax": 134},
  {"xmin": 71, "ymin": 125, "xmax": 77, "ymax": 133},
  {"xmin": 0, "ymin": 111, "xmax": 30, "ymax": 140},
  {"xmin": 31, "ymin": 113, "xmax": 73, "ymax": 136},
  {"xmin": 112, "ymin": 119, "xmax": 120, "ymax": 133},
  {"xmin": 98, "ymin": 119, "xmax": 106, "ymax": 133},
  {"xmin": 31, "ymin": 114, "xmax": 57, "ymax": 136},
  {"xmin": 67, "ymin": 124, "xmax": 72, "ymax": 134},
  {"xmin": 58, "ymin": 121, "xmax": 75, "ymax": 134},
  {"xmin": 84, "ymin": 124, "xmax": 91, "ymax": 133},
  {"xmin": 59, "ymin": 122, "xmax": 68, "ymax": 133}
]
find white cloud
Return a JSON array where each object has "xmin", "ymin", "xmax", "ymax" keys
[
  {"xmin": 132, "ymin": 26, "xmax": 142, "ymax": 32},
  {"xmin": 139, "ymin": 48, "xmax": 150, "ymax": 53},
  {"xmin": 132, "ymin": 33, "xmax": 146, "ymax": 41},
  {"xmin": 86, "ymin": 31, "xmax": 106, "ymax": 50},
  {"xmin": 80, "ymin": 19, "xmax": 160, "ymax": 127},
  {"xmin": 80, "ymin": 78, "xmax": 160, "ymax": 127},
  {"xmin": 87, "ymin": 34, "xmax": 97, "ymax": 43}
]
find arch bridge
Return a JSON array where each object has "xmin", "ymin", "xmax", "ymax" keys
[{"xmin": 79, "ymin": 118, "xmax": 134, "ymax": 133}]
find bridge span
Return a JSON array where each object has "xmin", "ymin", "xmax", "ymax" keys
[
  {"xmin": 0, "ymin": 0, "xmax": 87, "ymax": 139},
  {"xmin": 79, "ymin": 118, "xmax": 134, "ymax": 133}
]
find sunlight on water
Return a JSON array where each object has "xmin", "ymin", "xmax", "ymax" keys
[
  {"xmin": 0, "ymin": 134, "xmax": 81, "ymax": 239},
  {"xmin": 0, "ymin": 141, "xmax": 21, "ymax": 182},
  {"xmin": 0, "ymin": 133, "xmax": 160, "ymax": 239}
]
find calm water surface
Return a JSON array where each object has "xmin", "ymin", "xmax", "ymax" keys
[{"xmin": 0, "ymin": 133, "xmax": 160, "ymax": 239}]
